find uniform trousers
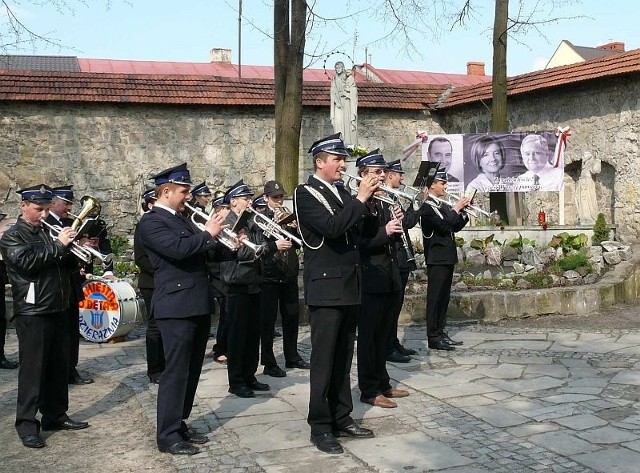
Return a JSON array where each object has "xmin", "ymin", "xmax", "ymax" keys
[
  {"xmin": 0, "ymin": 314, "xmax": 7, "ymax": 357},
  {"xmin": 66, "ymin": 301, "xmax": 81, "ymax": 380},
  {"xmin": 211, "ymin": 295, "xmax": 228, "ymax": 358},
  {"xmin": 307, "ymin": 305, "xmax": 358, "ymax": 435},
  {"xmin": 140, "ymin": 288, "xmax": 164, "ymax": 377},
  {"xmin": 426, "ymin": 264, "xmax": 454, "ymax": 342},
  {"xmin": 226, "ymin": 292, "xmax": 260, "ymax": 390},
  {"xmin": 259, "ymin": 281, "xmax": 301, "ymax": 367},
  {"xmin": 358, "ymin": 291, "xmax": 397, "ymax": 399},
  {"xmin": 155, "ymin": 314, "xmax": 210, "ymax": 448},
  {"xmin": 386, "ymin": 269, "xmax": 411, "ymax": 355},
  {"xmin": 15, "ymin": 311, "xmax": 70, "ymax": 438}
]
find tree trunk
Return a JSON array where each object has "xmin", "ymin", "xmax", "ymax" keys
[{"xmin": 274, "ymin": 0, "xmax": 306, "ymax": 193}]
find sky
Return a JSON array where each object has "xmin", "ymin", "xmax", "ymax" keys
[{"xmin": 4, "ymin": 0, "xmax": 638, "ymax": 76}]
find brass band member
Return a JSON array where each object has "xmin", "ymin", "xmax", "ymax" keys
[
  {"xmin": 293, "ymin": 133, "xmax": 379, "ymax": 454},
  {"xmin": 419, "ymin": 170, "xmax": 470, "ymax": 350},
  {"xmin": 0, "ymin": 185, "xmax": 89, "ymax": 449},
  {"xmin": 189, "ymin": 181, "xmax": 213, "ymax": 212},
  {"xmin": 0, "ymin": 213, "xmax": 19, "ymax": 370}
]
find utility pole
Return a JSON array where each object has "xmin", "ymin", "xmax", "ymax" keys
[{"xmin": 238, "ymin": 0, "xmax": 242, "ymax": 78}]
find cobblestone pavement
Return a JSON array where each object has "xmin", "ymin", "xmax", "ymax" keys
[{"xmin": 1, "ymin": 302, "xmax": 639, "ymax": 473}]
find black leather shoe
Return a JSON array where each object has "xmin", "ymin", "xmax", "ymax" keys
[
  {"xmin": 180, "ymin": 428, "xmax": 209, "ymax": 445},
  {"xmin": 333, "ymin": 422, "xmax": 374, "ymax": 438},
  {"xmin": 397, "ymin": 345, "xmax": 417, "ymax": 356},
  {"xmin": 248, "ymin": 380, "xmax": 270, "ymax": 391},
  {"xmin": 0, "ymin": 357, "xmax": 18, "ymax": 369},
  {"xmin": 444, "ymin": 336, "xmax": 463, "ymax": 346},
  {"xmin": 21, "ymin": 434, "xmax": 45, "ymax": 448},
  {"xmin": 310, "ymin": 433, "xmax": 343, "ymax": 454},
  {"xmin": 228, "ymin": 386, "xmax": 255, "ymax": 398},
  {"xmin": 158, "ymin": 441, "xmax": 200, "ymax": 455},
  {"xmin": 285, "ymin": 359, "xmax": 311, "ymax": 369},
  {"xmin": 69, "ymin": 374, "xmax": 94, "ymax": 385},
  {"xmin": 148, "ymin": 373, "xmax": 161, "ymax": 384},
  {"xmin": 263, "ymin": 365, "xmax": 286, "ymax": 377},
  {"xmin": 42, "ymin": 419, "xmax": 90, "ymax": 431},
  {"xmin": 428, "ymin": 340, "xmax": 455, "ymax": 351},
  {"xmin": 386, "ymin": 350, "xmax": 411, "ymax": 363}
]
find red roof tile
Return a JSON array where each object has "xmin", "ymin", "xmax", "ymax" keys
[
  {"xmin": 441, "ymin": 48, "xmax": 640, "ymax": 109},
  {"xmin": 362, "ymin": 64, "xmax": 491, "ymax": 86}
]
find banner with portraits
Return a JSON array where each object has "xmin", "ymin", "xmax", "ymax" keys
[{"xmin": 421, "ymin": 130, "xmax": 566, "ymax": 193}]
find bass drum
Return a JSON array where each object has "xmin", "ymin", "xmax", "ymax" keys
[{"xmin": 78, "ymin": 279, "xmax": 146, "ymax": 342}]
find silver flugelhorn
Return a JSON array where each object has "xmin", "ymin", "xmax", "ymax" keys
[
  {"xmin": 340, "ymin": 171, "xmax": 419, "ymax": 205},
  {"xmin": 41, "ymin": 220, "xmax": 114, "ymax": 265},
  {"xmin": 245, "ymin": 207, "xmax": 302, "ymax": 246},
  {"xmin": 183, "ymin": 202, "xmax": 265, "ymax": 256},
  {"xmin": 444, "ymin": 192, "xmax": 494, "ymax": 219}
]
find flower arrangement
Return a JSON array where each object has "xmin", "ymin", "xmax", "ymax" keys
[{"xmin": 347, "ymin": 145, "xmax": 369, "ymax": 158}]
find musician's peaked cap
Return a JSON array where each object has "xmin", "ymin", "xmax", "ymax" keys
[
  {"xmin": 17, "ymin": 184, "xmax": 54, "ymax": 203},
  {"xmin": 308, "ymin": 132, "xmax": 349, "ymax": 157},
  {"xmin": 263, "ymin": 180, "xmax": 286, "ymax": 196},
  {"xmin": 191, "ymin": 181, "xmax": 212, "ymax": 196},
  {"xmin": 212, "ymin": 196, "xmax": 227, "ymax": 208},
  {"xmin": 434, "ymin": 169, "xmax": 449, "ymax": 183},
  {"xmin": 149, "ymin": 162, "xmax": 192, "ymax": 186},
  {"xmin": 223, "ymin": 179, "xmax": 254, "ymax": 204},
  {"xmin": 356, "ymin": 149, "xmax": 387, "ymax": 168},
  {"xmin": 141, "ymin": 188, "xmax": 157, "ymax": 202},
  {"xmin": 51, "ymin": 185, "xmax": 75, "ymax": 203},
  {"xmin": 387, "ymin": 159, "xmax": 405, "ymax": 174},
  {"xmin": 252, "ymin": 195, "xmax": 267, "ymax": 209}
]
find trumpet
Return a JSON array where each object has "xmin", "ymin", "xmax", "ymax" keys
[
  {"xmin": 41, "ymin": 219, "xmax": 114, "ymax": 265},
  {"xmin": 444, "ymin": 192, "xmax": 494, "ymax": 219},
  {"xmin": 245, "ymin": 207, "xmax": 302, "ymax": 246},
  {"xmin": 183, "ymin": 202, "xmax": 265, "ymax": 257},
  {"xmin": 340, "ymin": 171, "xmax": 418, "ymax": 205}
]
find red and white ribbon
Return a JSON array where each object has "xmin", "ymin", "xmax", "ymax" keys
[
  {"xmin": 553, "ymin": 126, "xmax": 571, "ymax": 168},
  {"xmin": 402, "ymin": 131, "xmax": 429, "ymax": 161}
]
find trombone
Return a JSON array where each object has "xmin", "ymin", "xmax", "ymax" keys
[
  {"xmin": 184, "ymin": 202, "xmax": 265, "ymax": 257},
  {"xmin": 41, "ymin": 219, "xmax": 114, "ymax": 265},
  {"xmin": 245, "ymin": 207, "xmax": 302, "ymax": 246}
]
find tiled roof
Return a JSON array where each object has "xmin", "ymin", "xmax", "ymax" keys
[
  {"xmin": 0, "ymin": 55, "xmax": 80, "ymax": 72},
  {"xmin": 361, "ymin": 64, "xmax": 491, "ymax": 87},
  {"xmin": 440, "ymin": 48, "xmax": 640, "ymax": 109},
  {"xmin": 0, "ymin": 71, "xmax": 447, "ymax": 109}
]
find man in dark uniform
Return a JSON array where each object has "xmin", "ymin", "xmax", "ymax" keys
[
  {"xmin": 419, "ymin": 170, "xmax": 470, "ymax": 350},
  {"xmin": 0, "ymin": 213, "xmax": 19, "ymax": 369},
  {"xmin": 48, "ymin": 186, "xmax": 94, "ymax": 385},
  {"xmin": 138, "ymin": 163, "xmax": 227, "ymax": 455},
  {"xmin": 189, "ymin": 181, "xmax": 213, "ymax": 213},
  {"xmin": 134, "ymin": 188, "xmax": 164, "ymax": 384},
  {"xmin": 293, "ymin": 133, "xmax": 379, "ymax": 454},
  {"xmin": 384, "ymin": 160, "xmax": 419, "ymax": 362},
  {"xmin": 0, "ymin": 184, "xmax": 89, "ymax": 449},
  {"xmin": 259, "ymin": 180, "xmax": 310, "ymax": 378},
  {"xmin": 354, "ymin": 151, "xmax": 409, "ymax": 409}
]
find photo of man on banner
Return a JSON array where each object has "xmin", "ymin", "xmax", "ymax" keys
[{"xmin": 422, "ymin": 134, "xmax": 464, "ymax": 194}]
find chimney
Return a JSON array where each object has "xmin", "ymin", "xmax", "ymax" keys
[
  {"xmin": 466, "ymin": 61, "xmax": 485, "ymax": 76},
  {"xmin": 210, "ymin": 48, "xmax": 232, "ymax": 63},
  {"xmin": 597, "ymin": 42, "xmax": 625, "ymax": 52}
]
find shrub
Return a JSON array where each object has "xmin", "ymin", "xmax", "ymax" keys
[
  {"xmin": 592, "ymin": 213, "xmax": 609, "ymax": 246},
  {"xmin": 556, "ymin": 252, "xmax": 589, "ymax": 271},
  {"xmin": 110, "ymin": 235, "xmax": 130, "ymax": 256},
  {"xmin": 549, "ymin": 232, "xmax": 588, "ymax": 254}
]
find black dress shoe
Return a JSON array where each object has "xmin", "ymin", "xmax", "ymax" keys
[
  {"xmin": 248, "ymin": 380, "xmax": 270, "ymax": 391},
  {"xmin": 333, "ymin": 422, "xmax": 374, "ymax": 438},
  {"xmin": 285, "ymin": 359, "xmax": 311, "ymax": 369},
  {"xmin": 310, "ymin": 432, "xmax": 343, "ymax": 454},
  {"xmin": 180, "ymin": 427, "xmax": 209, "ymax": 445},
  {"xmin": 444, "ymin": 336, "xmax": 463, "ymax": 346},
  {"xmin": 148, "ymin": 373, "xmax": 161, "ymax": 384},
  {"xmin": 263, "ymin": 365, "xmax": 286, "ymax": 377},
  {"xmin": 69, "ymin": 374, "xmax": 94, "ymax": 385},
  {"xmin": 158, "ymin": 441, "xmax": 200, "ymax": 455},
  {"xmin": 386, "ymin": 350, "xmax": 411, "ymax": 363},
  {"xmin": 21, "ymin": 434, "xmax": 45, "ymax": 448},
  {"xmin": 397, "ymin": 345, "xmax": 417, "ymax": 356},
  {"xmin": 428, "ymin": 340, "xmax": 455, "ymax": 351},
  {"xmin": 228, "ymin": 386, "xmax": 255, "ymax": 398},
  {"xmin": 41, "ymin": 419, "xmax": 90, "ymax": 431},
  {"xmin": 0, "ymin": 357, "xmax": 18, "ymax": 369}
]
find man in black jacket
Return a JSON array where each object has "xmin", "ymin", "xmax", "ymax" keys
[
  {"xmin": 293, "ymin": 133, "xmax": 379, "ymax": 454},
  {"xmin": 0, "ymin": 213, "xmax": 18, "ymax": 369},
  {"xmin": 419, "ymin": 170, "xmax": 470, "ymax": 350},
  {"xmin": 0, "ymin": 185, "xmax": 89, "ymax": 449},
  {"xmin": 134, "ymin": 188, "xmax": 164, "ymax": 384},
  {"xmin": 259, "ymin": 180, "xmax": 310, "ymax": 378}
]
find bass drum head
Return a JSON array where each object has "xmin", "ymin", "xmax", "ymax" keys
[{"xmin": 78, "ymin": 279, "xmax": 143, "ymax": 342}]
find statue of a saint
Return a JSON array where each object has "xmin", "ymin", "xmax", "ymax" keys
[
  {"xmin": 330, "ymin": 61, "xmax": 358, "ymax": 145},
  {"xmin": 576, "ymin": 151, "xmax": 601, "ymax": 225}
]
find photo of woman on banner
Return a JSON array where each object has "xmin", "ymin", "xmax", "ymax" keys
[
  {"xmin": 516, "ymin": 134, "xmax": 564, "ymax": 191},
  {"xmin": 465, "ymin": 135, "xmax": 507, "ymax": 192},
  {"xmin": 422, "ymin": 134, "xmax": 464, "ymax": 194}
]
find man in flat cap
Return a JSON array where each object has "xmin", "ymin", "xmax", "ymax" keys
[
  {"xmin": 419, "ymin": 169, "xmax": 471, "ymax": 351},
  {"xmin": 0, "ymin": 184, "xmax": 89, "ymax": 449},
  {"xmin": 293, "ymin": 133, "xmax": 380, "ymax": 454},
  {"xmin": 138, "ymin": 163, "xmax": 228, "ymax": 455}
]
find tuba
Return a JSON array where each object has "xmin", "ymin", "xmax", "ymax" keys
[{"xmin": 71, "ymin": 195, "xmax": 101, "ymax": 231}]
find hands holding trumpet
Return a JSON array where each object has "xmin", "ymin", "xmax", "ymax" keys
[{"xmin": 386, "ymin": 205, "xmax": 404, "ymax": 236}]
